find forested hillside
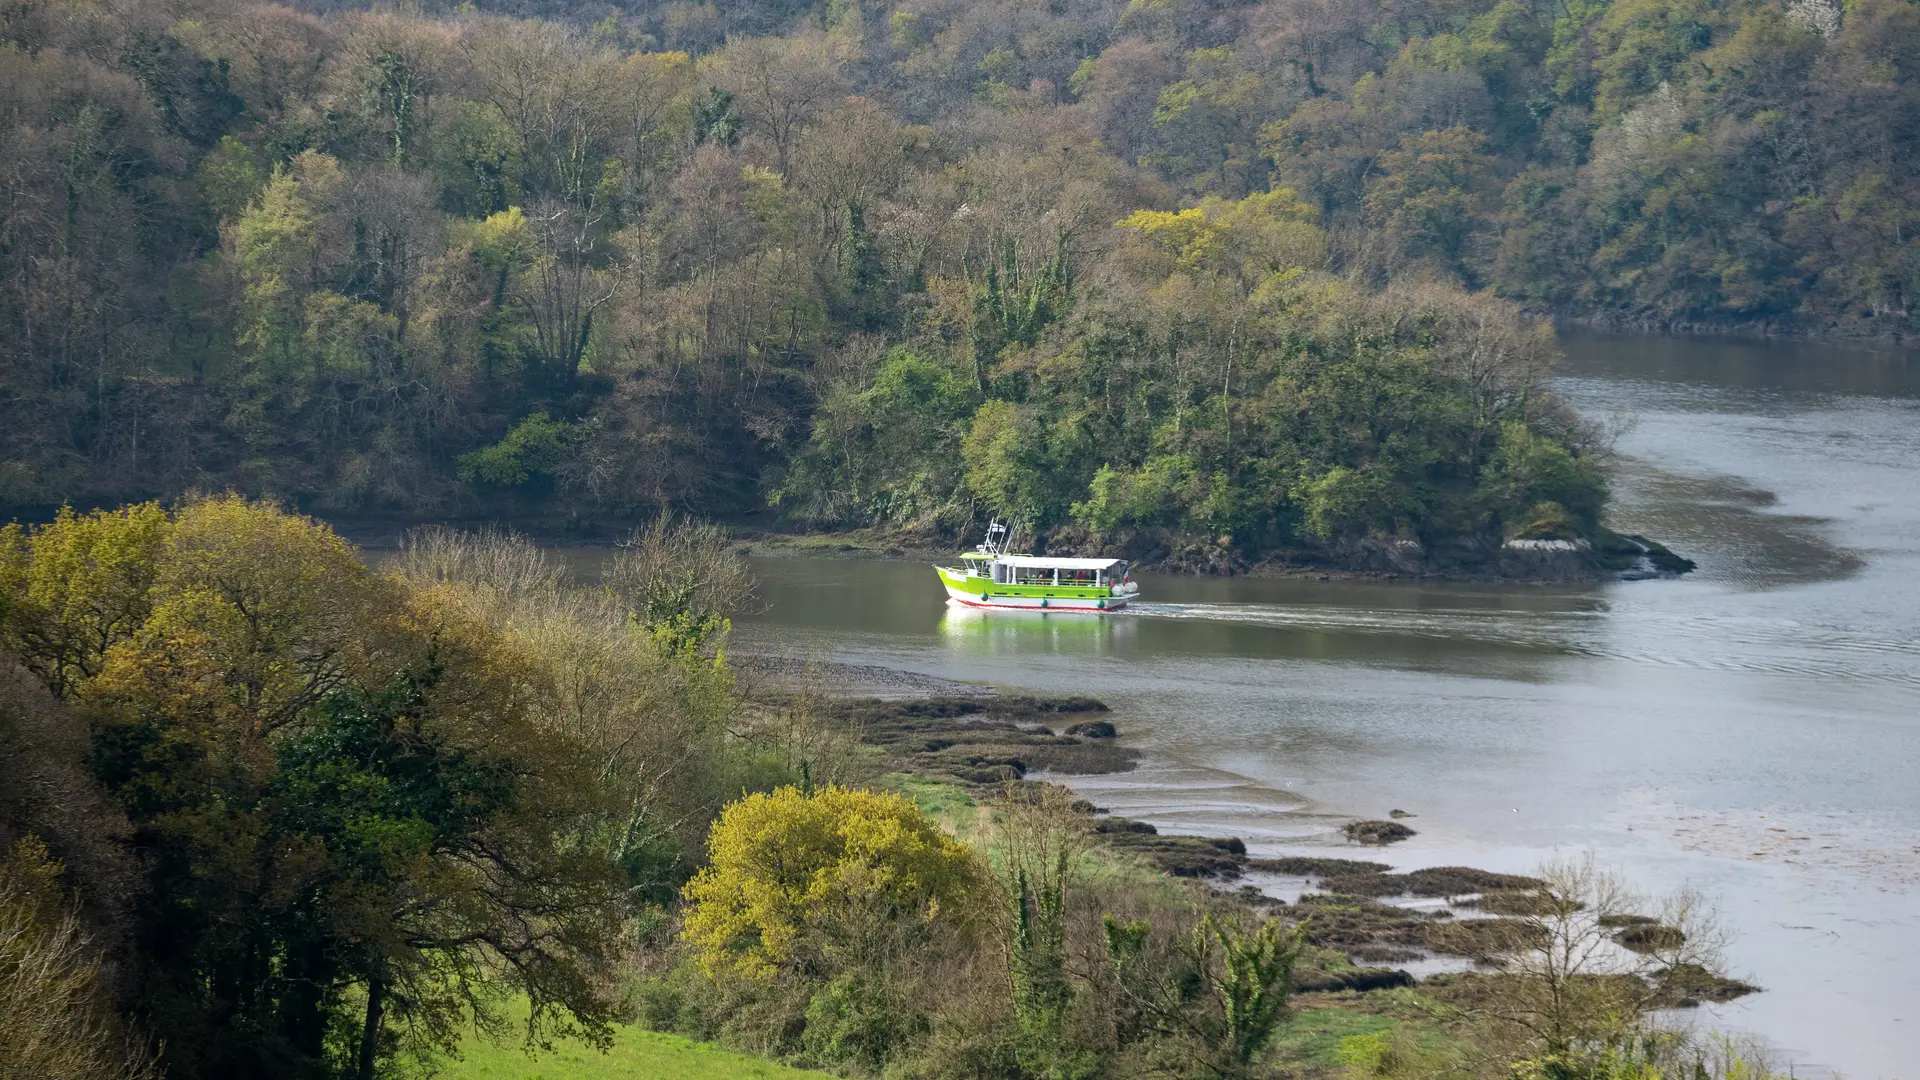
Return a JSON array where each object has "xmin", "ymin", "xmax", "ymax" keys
[{"xmin": 2, "ymin": 0, "xmax": 1912, "ymax": 559}]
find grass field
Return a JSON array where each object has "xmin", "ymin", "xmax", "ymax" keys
[
  {"xmin": 1267, "ymin": 994, "xmax": 1463, "ymax": 1071},
  {"xmin": 441, "ymin": 1025, "xmax": 835, "ymax": 1080}
]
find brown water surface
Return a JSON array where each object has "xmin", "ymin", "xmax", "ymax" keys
[{"xmin": 722, "ymin": 332, "xmax": 1920, "ymax": 1078}]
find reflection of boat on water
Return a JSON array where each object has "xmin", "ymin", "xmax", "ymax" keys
[
  {"xmin": 938, "ymin": 600, "xmax": 1132, "ymax": 654},
  {"xmin": 934, "ymin": 520, "xmax": 1140, "ymax": 612}
]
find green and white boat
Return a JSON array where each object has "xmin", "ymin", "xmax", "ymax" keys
[{"xmin": 934, "ymin": 521, "xmax": 1140, "ymax": 612}]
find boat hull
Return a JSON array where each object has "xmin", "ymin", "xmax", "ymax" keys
[{"xmin": 942, "ymin": 585, "xmax": 1127, "ymax": 611}]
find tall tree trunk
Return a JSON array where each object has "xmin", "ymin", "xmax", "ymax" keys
[
  {"xmin": 357, "ymin": 974, "xmax": 386, "ymax": 1080},
  {"xmin": 283, "ymin": 939, "xmax": 332, "ymax": 1061}
]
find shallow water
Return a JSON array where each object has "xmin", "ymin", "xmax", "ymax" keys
[{"xmin": 722, "ymin": 331, "xmax": 1920, "ymax": 1078}]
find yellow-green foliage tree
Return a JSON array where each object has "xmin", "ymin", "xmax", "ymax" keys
[
  {"xmin": 680, "ymin": 785, "xmax": 986, "ymax": 978},
  {"xmin": 0, "ymin": 498, "xmax": 634, "ymax": 1080}
]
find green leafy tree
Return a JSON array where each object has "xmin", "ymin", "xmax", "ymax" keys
[
  {"xmin": 1201, "ymin": 915, "xmax": 1307, "ymax": 1069},
  {"xmin": 1475, "ymin": 421, "xmax": 1607, "ymax": 538},
  {"xmin": 1588, "ymin": 0, "xmax": 1719, "ymax": 120},
  {"xmin": 196, "ymin": 135, "xmax": 266, "ymax": 224},
  {"xmin": 1363, "ymin": 127, "xmax": 1500, "ymax": 281},
  {"xmin": 1099, "ymin": 910, "xmax": 1308, "ymax": 1077},
  {"xmin": 777, "ymin": 349, "xmax": 978, "ymax": 527},
  {"xmin": 272, "ymin": 666, "xmax": 624, "ymax": 1080},
  {"xmin": 692, "ymin": 87, "xmax": 743, "ymax": 147},
  {"xmin": 457, "ymin": 411, "xmax": 584, "ymax": 487},
  {"xmin": 1146, "ymin": 48, "xmax": 1279, "ymax": 196},
  {"xmin": 968, "ymin": 234, "xmax": 1073, "ymax": 396},
  {"xmin": 996, "ymin": 783, "xmax": 1099, "ymax": 1080},
  {"xmin": 963, "ymin": 400, "xmax": 1082, "ymax": 527}
]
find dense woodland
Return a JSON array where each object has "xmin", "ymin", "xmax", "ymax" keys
[{"xmin": 2, "ymin": 0, "xmax": 1915, "ymax": 553}]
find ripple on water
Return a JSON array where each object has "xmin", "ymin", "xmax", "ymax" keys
[
  {"xmin": 1124, "ymin": 600, "xmax": 1920, "ymax": 688},
  {"xmin": 1604, "ymin": 458, "xmax": 1866, "ymax": 590},
  {"xmin": 1611, "ymin": 789, "xmax": 1920, "ymax": 890},
  {"xmin": 1051, "ymin": 763, "xmax": 1325, "ymax": 844}
]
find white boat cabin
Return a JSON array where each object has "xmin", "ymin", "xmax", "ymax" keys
[{"xmin": 959, "ymin": 552, "xmax": 1129, "ymax": 588}]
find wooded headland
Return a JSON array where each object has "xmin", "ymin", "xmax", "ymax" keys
[{"xmin": 11, "ymin": 0, "xmax": 1906, "ymax": 565}]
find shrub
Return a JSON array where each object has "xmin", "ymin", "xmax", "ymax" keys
[
  {"xmin": 680, "ymin": 786, "xmax": 987, "ymax": 978},
  {"xmin": 801, "ymin": 974, "xmax": 927, "ymax": 1072},
  {"xmin": 456, "ymin": 412, "xmax": 583, "ymax": 486},
  {"xmin": 0, "ymin": 838, "xmax": 153, "ymax": 1080}
]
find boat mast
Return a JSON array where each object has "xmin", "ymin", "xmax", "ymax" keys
[{"xmin": 981, "ymin": 518, "xmax": 1009, "ymax": 558}]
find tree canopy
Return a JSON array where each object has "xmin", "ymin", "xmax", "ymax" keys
[
  {"xmin": 0, "ymin": 498, "xmax": 765, "ymax": 1080},
  {"xmin": 7, "ymin": 0, "xmax": 1903, "ymax": 558}
]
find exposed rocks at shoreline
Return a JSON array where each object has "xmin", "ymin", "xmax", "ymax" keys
[
  {"xmin": 1095, "ymin": 818, "xmax": 1251, "ymax": 879},
  {"xmin": 1246, "ymin": 861, "xmax": 1545, "ymax": 899},
  {"xmin": 1344, "ymin": 820, "xmax": 1419, "ymax": 845},
  {"xmin": 827, "ymin": 695, "xmax": 1139, "ymax": 786},
  {"xmin": 1658, "ymin": 963, "xmax": 1762, "ymax": 1005},
  {"xmin": 808, "ymin": 696, "xmax": 1537, "ymax": 990},
  {"xmin": 785, "ymin": 687, "xmax": 1759, "ymax": 1008}
]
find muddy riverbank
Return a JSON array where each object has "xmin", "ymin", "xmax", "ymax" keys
[{"xmin": 788, "ymin": 687, "xmax": 1760, "ymax": 1010}]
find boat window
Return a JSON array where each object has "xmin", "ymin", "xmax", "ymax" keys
[{"xmin": 998, "ymin": 564, "xmax": 1121, "ymax": 585}]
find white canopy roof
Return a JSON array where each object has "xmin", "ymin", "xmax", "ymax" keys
[{"xmin": 972, "ymin": 554, "xmax": 1127, "ymax": 570}]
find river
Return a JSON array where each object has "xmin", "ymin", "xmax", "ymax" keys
[{"xmin": 728, "ymin": 332, "xmax": 1920, "ymax": 1078}]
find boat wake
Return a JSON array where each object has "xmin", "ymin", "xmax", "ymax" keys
[
  {"xmin": 1123, "ymin": 601, "xmax": 1920, "ymax": 687},
  {"xmin": 1126, "ymin": 601, "xmax": 1596, "ymax": 648}
]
